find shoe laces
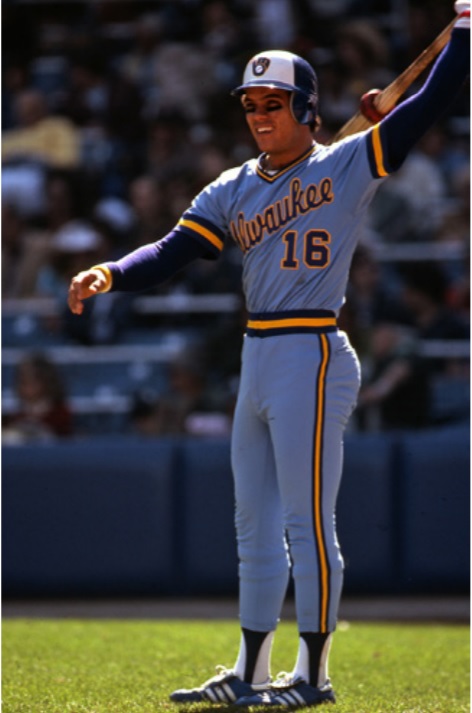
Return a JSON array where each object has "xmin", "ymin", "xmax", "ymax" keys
[
  {"xmin": 272, "ymin": 673, "xmax": 332, "ymax": 692},
  {"xmin": 205, "ymin": 665, "xmax": 234, "ymax": 685},
  {"xmin": 272, "ymin": 671, "xmax": 301, "ymax": 689}
]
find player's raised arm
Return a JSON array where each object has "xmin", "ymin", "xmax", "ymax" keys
[{"xmin": 379, "ymin": 1, "xmax": 470, "ymax": 171}]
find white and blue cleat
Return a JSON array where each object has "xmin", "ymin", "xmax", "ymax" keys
[
  {"xmin": 236, "ymin": 673, "xmax": 336, "ymax": 708},
  {"xmin": 170, "ymin": 666, "xmax": 270, "ymax": 704}
]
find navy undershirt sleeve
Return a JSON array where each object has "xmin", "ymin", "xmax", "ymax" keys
[
  {"xmin": 380, "ymin": 27, "xmax": 470, "ymax": 171},
  {"xmin": 105, "ymin": 230, "xmax": 211, "ymax": 292}
]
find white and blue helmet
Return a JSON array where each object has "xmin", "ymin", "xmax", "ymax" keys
[{"xmin": 232, "ymin": 49, "xmax": 318, "ymax": 126}]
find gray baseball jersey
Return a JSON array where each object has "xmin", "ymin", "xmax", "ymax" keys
[{"xmin": 178, "ymin": 125, "xmax": 387, "ymax": 315}]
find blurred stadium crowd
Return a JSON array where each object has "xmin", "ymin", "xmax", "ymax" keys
[{"xmin": 2, "ymin": 0, "xmax": 470, "ymax": 442}]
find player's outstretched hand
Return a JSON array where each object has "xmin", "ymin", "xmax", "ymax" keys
[{"xmin": 68, "ymin": 268, "xmax": 108, "ymax": 315}]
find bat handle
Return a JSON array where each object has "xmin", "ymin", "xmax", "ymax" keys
[
  {"xmin": 329, "ymin": 16, "xmax": 457, "ymax": 144},
  {"xmin": 330, "ymin": 113, "xmax": 372, "ymax": 142}
]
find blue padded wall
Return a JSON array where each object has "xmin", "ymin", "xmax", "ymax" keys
[
  {"xmin": 2, "ymin": 438, "xmax": 178, "ymax": 596},
  {"xmin": 399, "ymin": 426, "xmax": 470, "ymax": 591},
  {"xmin": 177, "ymin": 439, "xmax": 238, "ymax": 593},
  {"xmin": 2, "ymin": 427, "xmax": 469, "ymax": 597},
  {"xmin": 337, "ymin": 434, "xmax": 398, "ymax": 593}
]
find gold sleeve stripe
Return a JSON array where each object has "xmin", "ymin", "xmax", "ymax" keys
[
  {"xmin": 178, "ymin": 219, "xmax": 224, "ymax": 251},
  {"xmin": 91, "ymin": 265, "xmax": 113, "ymax": 293},
  {"xmin": 372, "ymin": 124, "xmax": 389, "ymax": 177}
]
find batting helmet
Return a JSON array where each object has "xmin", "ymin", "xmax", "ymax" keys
[{"xmin": 231, "ymin": 50, "xmax": 318, "ymax": 127}]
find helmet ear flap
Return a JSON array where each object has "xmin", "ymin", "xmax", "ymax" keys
[{"xmin": 291, "ymin": 91, "xmax": 316, "ymax": 126}]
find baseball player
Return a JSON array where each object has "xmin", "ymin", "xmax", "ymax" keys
[{"xmin": 68, "ymin": 3, "xmax": 469, "ymax": 708}]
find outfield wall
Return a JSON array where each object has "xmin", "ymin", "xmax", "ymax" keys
[{"xmin": 2, "ymin": 425, "xmax": 469, "ymax": 598}]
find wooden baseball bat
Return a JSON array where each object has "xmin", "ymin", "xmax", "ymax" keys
[{"xmin": 330, "ymin": 16, "xmax": 457, "ymax": 143}]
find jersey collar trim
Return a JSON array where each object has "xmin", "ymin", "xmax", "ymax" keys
[{"xmin": 256, "ymin": 144, "xmax": 318, "ymax": 182}]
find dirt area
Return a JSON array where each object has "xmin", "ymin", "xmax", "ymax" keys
[{"xmin": 2, "ymin": 596, "xmax": 469, "ymax": 622}]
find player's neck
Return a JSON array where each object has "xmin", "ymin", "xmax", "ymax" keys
[{"xmin": 262, "ymin": 141, "xmax": 316, "ymax": 172}]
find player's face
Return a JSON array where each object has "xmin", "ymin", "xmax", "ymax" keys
[{"xmin": 242, "ymin": 87, "xmax": 313, "ymax": 169}]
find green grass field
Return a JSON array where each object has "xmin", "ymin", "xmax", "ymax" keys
[{"xmin": 2, "ymin": 618, "xmax": 469, "ymax": 713}]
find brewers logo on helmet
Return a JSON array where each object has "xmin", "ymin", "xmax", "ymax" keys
[{"xmin": 232, "ymin": 50, "xmax": 318, "ymax": 127}]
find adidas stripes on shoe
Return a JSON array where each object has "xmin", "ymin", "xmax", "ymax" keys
[
  {"xmin": 236, "ymin": 673, "xmax": 335, "ymax": 708},
  {"xmin": 170, "ymin": 665, "xmax": 270, "ymax": 704}
]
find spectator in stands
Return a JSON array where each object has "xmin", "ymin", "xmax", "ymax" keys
[
  {"xmin": 338, "ymin": 244, "xmax": 410, "ymax": 364},
  {"xmin": 61, "ymin": 46, "xmax": 144, "ymax": 145},
  {"xmin": 129, "ymin": 351, "xmax": 232, "ymax": 437},
  {"xmin": 2, "ymin": 55, "xmax": 32, "ymax": 131},
  {"xmin": 436, "ymin": 163, "xmax": 470, "ymax": 246},
  {"xmin": 314, "ymin": 61, "xmax": 360, "ymax": 137},
  {"xmin": 399, "ymin": 261, "xmax": 470, "ymax": 376},
  {"xmin": 406, "ymin": 3, "xmax": 454, "ymax": 67},
  {"xmin": 368, "ymin": 128, "xmax": 449, "ymax": 243},
  {"xmin": 2, "ymin": 88, "xmax": 80, "ymax": 170},
  {"xmin": 434, "ymin": 164, "xmax": 470, "ymax": 318},
  {"xmin": 200, "ymin": 0, "xmax": 252, "ymax": 78},
  {"xmin": 193, "ymin": 140, "xmax": 233, "ymax": 190},
  {"xmin": 332, "ymin": 20, "xmax": 395, "ymax": 116},
  {"xmin": 127, "ymin": 174, "xmax": 174, "ymax": 248},
  {"xmin": 355, "ymin": 321, "xmax": 431, "ymax": 431},
  {"xmin": 33, "ymin": 219, "xmax": 132, "ymax": 345},
  {"xmin": 117, "ymin": 12, "xmax": 166, "ymax": 120},
  {"xmin": 92, "ymin": 196, "xmax": 137, "ymax": 259},
  {"xmin": 411, "ymin": 123, "xmax": 468, "ymax": 192},
  {"xmin": 41, "ymin": 171, "xmax": 82, "ymax": 233},
  {"xmin": 202, "ymin": 302, "xmax": 248, "ymax": 418},
  {"xmin": 144, "ymin": 113, "xmax": 193, "ymax": 185},
  {"xmin": 2, "ymin": 88, "xmax": 81, "ymax": 220},
  {"xmin": 2, "ymin": 203, "xmax": 50, "ymax": 299},
  {"xmin": 37, "ymin": 221, "xmax": 132, "ymax": 344},
  {"xmin": 59, "ymin": 45, "xmax": 145, "ymax": 196},
  {"xmin": 337, "ymin": 18, "xmax": 393, "ymax": 80},
  {"xmin": 2, "ymin": 351, "xmax": 74, "ymax": 442},
  {"xmin": 128, "ymin": 388, "xmax": 163, "ymax": 438},
  {"xmin": 447, "ymin": 257, "xmax": 470, "ymax": 323},
  {"xmin": 144, "ymin": 39, "xmax": 213, "ymax": 122},
  {"xmin": 251, "ymin": 0, "xmax": 297, "ymax": 49},
  {"xmin": 2, "ymin": 171, "xmax": 85, "ymax": 300},
  {"xmin": 36, "ymin": 220, "xmax": 106, "ymax": 301}
]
